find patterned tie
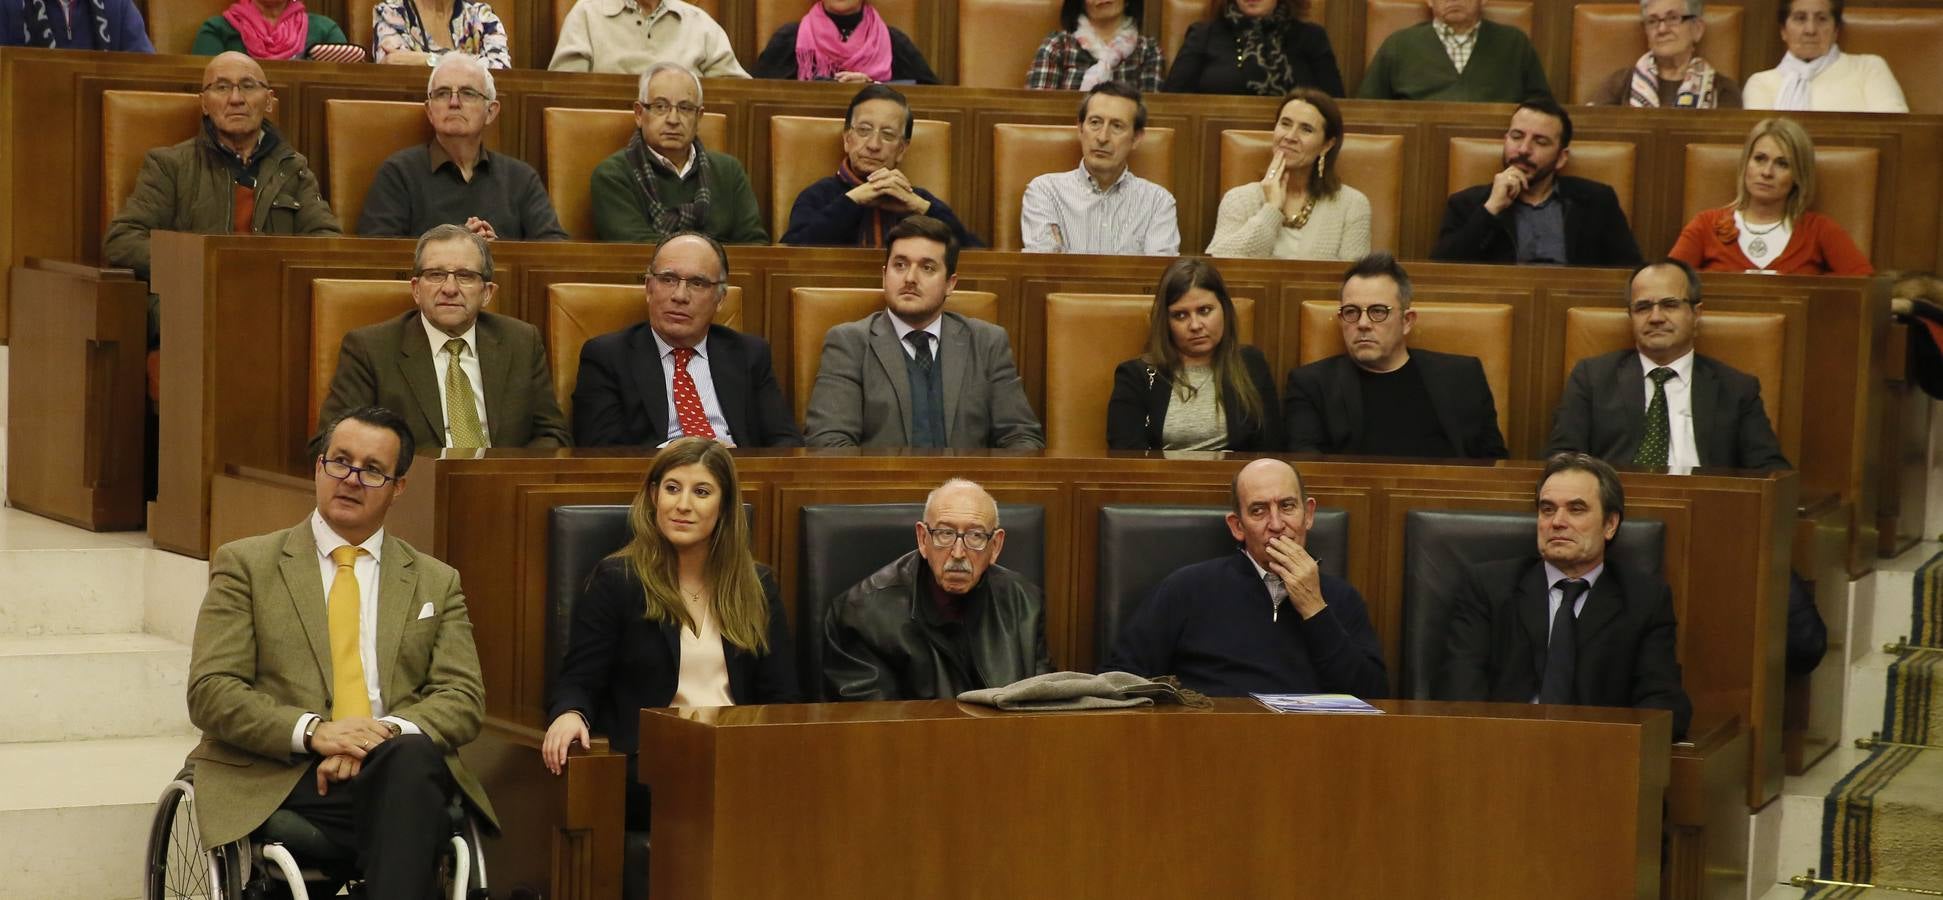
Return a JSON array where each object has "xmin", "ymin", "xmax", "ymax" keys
[
  {"xmin": 671, "ymin": 347, "xmax": 716, "ymax": 438},
  {"xmin": 1263, "ymin": 572, "xmax": 1287, "ymax": 622},
  {"xmin": 1540, "ymin": 578, "xmax": 1589, "ymax": 705},
  {"xmin": 906, "ymin": 331, "xmax": 934, "ymax": 371},
  {"xmin": 327, "ymin": 546, "xmax": 372, "ymax": 720},
  {"xmin": 442, "ymin": 338, "xmax": 485, "ymax": 449},
  {"xmin": 1631, "ymin": 367, "xmax": 1677, "ymax": 467}
]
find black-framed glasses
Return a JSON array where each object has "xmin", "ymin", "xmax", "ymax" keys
[
  {"xmin": 923, "ymin": 525, "xmax": 995, "ymax": 551},
  {"xmin": 319, "ymin": 457, "xmax": 396, "ymax": 488},
  {"xmin": 428, "ymin": 86, "xmax": 491, "ymax": 104},
  {"xmin": 1642, "ymin": 13, "xmax": 1700, "ymax": 28},
  {"xmin": 201, "ymin": 79, "xmax": 268, "ymax": 97},
  {"xmin": 637, "ymin": 100, "xmax": 702, "ymax": 119},
  {"xmin": 650, "ymin": 270, "xmax": 722, "ymax": 293},
  {"xmin": 416, "ymin": 268, "xmax": 485, "ymax": 289},
  {"xmin": 1338, "ymin": 304, "xmax": 1395, "ymax": 324},
  {"xmin": 1629, "ymin": 297, "xmax": 1693, "ymax": 316}
]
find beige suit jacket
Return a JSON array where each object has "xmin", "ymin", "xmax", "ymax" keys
[{"xmin": 185, "ymin": 519, "xmax": 495, "ymax": 848}]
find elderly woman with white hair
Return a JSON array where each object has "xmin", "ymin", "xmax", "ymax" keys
[
  {"xmin": 372, "ymin": 0, "xmax": 511, "ymax": 68},
  {"xmin": 1587, "ymin": 0, "xmax": 1741, "ymax": 108},
  {"xmin": 1743, "ymin": 0, "xmax": 1906, "ymax": 113}
]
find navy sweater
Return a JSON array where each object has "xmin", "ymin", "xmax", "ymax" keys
[{"xmin": 782, "ymin": 173, "xmax": 983, "ymax": 248}]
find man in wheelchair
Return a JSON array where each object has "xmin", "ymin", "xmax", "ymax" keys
[{"xmin": 182, "ymin": 405, "xmax": 496, "ymax": 898}]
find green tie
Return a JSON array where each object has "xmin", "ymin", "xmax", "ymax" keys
[
  {"xmin": 1632, "ymin": 367, "xmax": 1676, "ymax": 467},
  {"xmin": 442, "ymin": 338, "xmax": 485, "ymax": 449}
]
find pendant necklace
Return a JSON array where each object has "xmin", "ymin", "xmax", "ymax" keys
[{"xmin": 1744, "ymin": 217, "xmax": 1783, "ymax": 258}]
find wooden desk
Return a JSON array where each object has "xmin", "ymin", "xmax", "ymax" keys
[{"xmin": 638, "ymin": 698, "xmax": 1673, "ymax": 899}]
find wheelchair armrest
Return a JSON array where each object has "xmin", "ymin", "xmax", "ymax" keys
[{"xmin": 461, "ymin": 716, "xmax": 627, "ymax": 900}]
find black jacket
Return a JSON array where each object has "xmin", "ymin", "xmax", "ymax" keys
[
  {"xmin": 1106, "ymin": 345, "xmax": 1281, "ymax": 451},
  {"xmin": 822, "ymin": 550, "xmax": 1052, "ymax": 701},
  {"xmin": 1430, "ymin": 174, "xmax": 1643, "ymax": 268},
  {"xmin": 1282, "ymin": 349, "xmax": 1507, "ymax": 458},
  {"xmin": 783, "ymin": 173, "xmax": 983, "ymax": 248},
  {"xmin": 1163, "ymin": 16, "xmax": 1344, "ymax": 97},
  {"xmin": 1547, "ymin": 349, "xmax": 1789, "ymax": 470},
  {"xmin": 571, "ymin": 322, "xmax": 803, "ymax": 448}
]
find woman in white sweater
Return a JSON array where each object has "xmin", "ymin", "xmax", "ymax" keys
[
  {"xmin": 1743, "ymin": 0, "xmax": 1906, "ymax": 114},
  {"xmin": 1206, "ymin": 87, "xmax": 1370, "ymax": 260}
]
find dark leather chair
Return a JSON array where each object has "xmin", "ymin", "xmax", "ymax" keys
[
  {"xmin": 797, "ymin": 502, "xmax": 1046, "ymax": 700},
  {"xmin": 1095, "ymin": 505, "xmax": 1349, "ymax": 668},
  {"xmin": 1398, "ymin": 510, "xmax": 1665, "ymax": 701}
]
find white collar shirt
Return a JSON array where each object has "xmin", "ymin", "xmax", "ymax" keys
[
  {"xmin": 290, "ymin": 512, "xmax": 422, "ymax": 752},
  {"xmin": 419, "ymin": 314, "xmax": 492, "ymax": 448},
  {"xmin": 888, "ymin": 312, "xmax": 944, "ymax": 361},
  {"xmin": 1638, "ymin": 349, "xmax": 1698, "ymax": 469},
  {"xmin": 651, "ymin": 328, "xmax": 733, "ymax": 444}
]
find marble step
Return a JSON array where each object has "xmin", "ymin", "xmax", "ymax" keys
[
  {"xmin": 0, "ymin": 632, "xmax": 193, "ymax": 744},
  {"xmin": 0, "ymin": 547, "xmax": 150, "ymax": 637},
  {"xmin": 0, "ymin": 734, "xmax": 200, "ymax": 900}
]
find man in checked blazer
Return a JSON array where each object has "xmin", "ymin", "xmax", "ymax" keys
[{"xmin": 805, "ymin": 215, "xmax": 1045, "ymax": 449}]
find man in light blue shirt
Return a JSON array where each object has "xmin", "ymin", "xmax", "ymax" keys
[{"xmin": 1019, "ymin": 81, "xmax": 1179, "ymax": 256}]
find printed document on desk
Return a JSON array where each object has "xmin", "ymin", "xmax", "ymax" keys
[{"xmin": 1251, "ymin": 693, "xmax": 1383, "ymax": 714}]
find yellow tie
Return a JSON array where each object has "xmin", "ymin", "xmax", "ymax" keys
[
  {"xmin": 443, "ymin": 338, "xmax": 485, "ymax": 449},
  {"xmin": 327, "ymin": 545, "xmax": 373, "ymax": 720}
]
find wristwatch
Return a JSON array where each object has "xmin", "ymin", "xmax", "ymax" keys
[
  {"xmin": 384, "ymin": 720, "xmax": 403, "ymax": 739},
  {"xmin": 302, "ymin": 717, "xmax": 321, "ymax": 753}
]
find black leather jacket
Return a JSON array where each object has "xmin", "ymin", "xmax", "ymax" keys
[{"xmin": 822, "ymin": 551, "xmax": 1052, "ymax": 701}]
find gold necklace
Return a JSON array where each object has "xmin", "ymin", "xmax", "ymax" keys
[{"xmin": 1281, "ymin": 194, "xmax": 1318, "ymax": 230}]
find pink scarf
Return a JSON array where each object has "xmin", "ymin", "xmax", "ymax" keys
[
  {"xmin": 222, "ymin": 0, "xmax": 309, "ymax": 60},
  {"xmin": 795, "ymin": 2, "xmax": 892, "ymax": 83}
]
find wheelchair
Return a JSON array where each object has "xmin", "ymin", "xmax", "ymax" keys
[{"xmin": 143, "ymin": 765, "xmax": 489, "ymax": 900}]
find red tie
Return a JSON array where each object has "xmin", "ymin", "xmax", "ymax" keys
[{"xmin": 671, "ymin": 347, "xmax": 716, "ymax": 439}]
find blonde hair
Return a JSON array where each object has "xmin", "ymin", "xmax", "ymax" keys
[
  {"xmin": 612, "ymin": 437, "xmax": 769, "ymax": 653},
  {"xmin": 1730, "ymin": 117, "xmax": 1817, "ymax": 225}
]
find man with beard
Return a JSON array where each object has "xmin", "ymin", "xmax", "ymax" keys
[{"xmin": 1431, "ymin": 99, "xmax": 1642, "ymax": 267}]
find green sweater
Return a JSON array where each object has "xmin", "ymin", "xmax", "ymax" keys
[
  {"xmin": 191, "ymin": 13, "xmax": 348, "ymax": 57},
  {"xmin": 1358, "ymin": 20, "xmax": 1550, "ymax": 103},
  {"xmin": 589, "ymin": 147, "xmax": 768, "ymax": 245}
]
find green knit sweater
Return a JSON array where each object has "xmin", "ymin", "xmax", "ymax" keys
[
  {"xmin": 589, "ymin": 147, "xmax": 768, "ymax": 245},
  {"xmin": 191, "ymin": 13, "xmax": 348, "ymax": 57},
  {"xmin": 1358, "ymin": 20, "xmax": 1550, "ymax": 103}
]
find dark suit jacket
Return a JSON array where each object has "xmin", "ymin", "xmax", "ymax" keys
[
  {"xmin": 311, "ymin": 309, "xmax": 569, "ymax": 456},
  {"xmin": 1430, "ymin": 174, "xmax": 1643, "ymax": 268},
  {"xmin": 805, "ymin": 310, "xmax": 1045, "ymax": 449},
  {"xmin": 1546, "ymin": 349, "xmax": 1789, "ymax": 470},
  {"xmin": 1106, "ymin": 345, "xmax": 1281, "ymax": 451},
  {"xmin": 571, "ymin": 322, "xmax": 803, "ymax": 448},
  {"xmin": 1441, "ymin": 556, "xmax": 1692, "ymax": 739},
  {"xmin": 546, "ymin": 558, "xmax": 798, "ymax": 755},
  {"xmin": 1282, "ymin": 348, "xmax": 1507, "ymax": 458}
]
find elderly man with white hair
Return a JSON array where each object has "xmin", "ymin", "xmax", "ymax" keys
[
  {"xmin": 1587, "ymin": 0, "xmax": 1741, "ymax": 108},
  {"xmin": 359, "ymin": 53, "xmax": 568, "ymax": 240},
  {"xmin": 590, "ymin": 61, "xmax": 767, "ymax": 244}
]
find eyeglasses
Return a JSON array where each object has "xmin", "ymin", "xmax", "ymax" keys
[
  {"xmin": 417, "ymin": 268, "xmax": 486, "ymax": 289},
  {"xmin": 1629, "ymin": 297, "xmax": 1693, "ymax": 315},
  {"xmin": 1642, "ymin": 13, "xmax": 1700, "ymax": 28},
  {"xmin": 1337, "ymin": 304, "xmax": 1395, "ymax": 323},
  {"xmin": 428, "ymin": 86, "xmax": 491, "ymax": 104},
  {"xmin": 638, "ymin": 100, "xmax": 702, "ymax": 119},
  {"xmin": 923, "ymin": 525, "xmax": 995, "ymax": 551},
  {"xmin": 319, "ymin": 457, "xmax": 396, "ymax": 488},
  {"xmin": 848, "ymin": 123, "xmax": 904, "ymax": 144},
  {"xmin": 650, "ymin": 270, "xmax": 722, "ymax": 293},
  {"xmin": 201, "ymin": 79, "xmax": 268, "ymax": 97}
]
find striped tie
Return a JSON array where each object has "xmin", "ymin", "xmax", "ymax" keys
[
  {"xmin": 443, "ymin": 338, "xmax": 485, "ymax": 448},
  {"xmin": 327, "ymin": 545, "xmax": 372, "ymax": 719}
]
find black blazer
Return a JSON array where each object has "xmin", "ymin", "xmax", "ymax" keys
[
  {"xmin": 546, "ymin": 558, "xmax": 799, "ymax": 755},
  {"xmin": 1282, "ymin": 348, "xmax": 1507, "ymax": 458},
  {"xmin": 1163, "ymin": 17, "xmax": 1344, "ymax": 97},
  {"xmin": 571, "ymin": 322, "xmax": 803, "ymax": 448},
  {"xmin": 1547, "ymin": 349, "xmax": 1789, "ymax": 471},
  {"xmin": 1440, "ymin": 557, "xmax": 1692, "ymax": 739},
  {"xmin": 1105, "ymin": 345, "xmax": 1281, "ymax": 451},
  {"xmin": 1430, "ymin": 174, "xmax": 1643, "ymax": 268}
]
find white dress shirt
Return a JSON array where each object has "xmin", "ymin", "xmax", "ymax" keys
[
  {"xmin": 1020, "ymin": 164, "xmax": 1180, "ymax": 256},
  {"xmin": 888, "ymin": 313, "xmax": 944, "ymax": 361},
  {"xmin": 291, "ymin": 512, "xmax": 423, "ymax": 753},
  {"xmin": 420, "ymin": 315, "xmax": 492, "ymax": 448},
  {"xmin": 1638, "ymin": 350, "xmax": 1698, "ymax": 469},
  {"xmin": 652, "ymin": 329, "xmax": 734, "ymax": 444}
]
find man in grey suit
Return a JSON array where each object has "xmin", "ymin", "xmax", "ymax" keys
[
  {"xmin": 805, "ymin": 215, "xmax": 1045, "ymax": 449},
  {"xmin": 311, "ymin": 224, "xmax": 571, "ymax": 456}
]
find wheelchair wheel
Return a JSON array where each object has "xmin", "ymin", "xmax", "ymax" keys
[{"xmin": 145, "ymin": 778, "xmax": 238, "ymax": 900}]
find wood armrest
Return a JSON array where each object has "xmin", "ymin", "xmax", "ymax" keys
[
  {"xmin": 462, "ymin": 716, "xmax": 627, "ymax": 900},
  {"xmin": 1668, "ymin": 713, "xmax": 1747, "ymax": 828}
]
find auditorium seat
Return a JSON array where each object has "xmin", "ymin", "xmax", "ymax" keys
[
  {"xmin": 766, "ymin": 114, "xmax": 953, "ymax": 242},
  {"xmin": 956, "ymin": 0, "xmax": 1064, "ymax": 89},
  {"xmin": 1680, "ymin": 143, "xmax": 1877, "ymax": 255},
  {"xmin": 1568, "ymin": 3, "xmax": 1744, "ymax": 104},
  {"xmin": 1040, "ymin": 292, "xmax": 1256, "ymax": 453},
  {"xmin": 546, "ymin": 281, "xmax": 744, "ymax": 421},
  {"xmin": 798, "ymin": 502, "xmax": 1045, "ymax": 699},
  {"xmin": 1298, "ymin": 299, "xmax": 1515, "ymax": 439},
  {"xmin": 543, "ymin": 107, "xmax": 729, "ymax": 241},
  {"xmin": 1160, "ymin": 0, "xmax": 1327, "ymax": 64},
  {"xmin": 1447, "ymin": 137, "xmax": 1638, "ymax": 225},
  {"xmin": 990, "ymin": 123, "xmax": 1177, "ymax": 250},
  {"xmin": 102, "ymin": 91, "xmax": 202, "ymax": 234},
  {"xmin": 1363, "ymin": 0, "xmax": 1531, "ymax": 67},
  {"xmin": 755, "ymin": 0, "xmax": 919, "ymax": 50},
  {"xmin": 1217, "ymin": 130, "xmax": 1405, "ymax": 253},
  {"xmin": 146, "ymin": 0, "xmax": 230, "ymax": 56},
  {"xmin": 1839, "ymin": 7, "xmax": 1943, "ymax": 116},
  {"xmin": 324, "ymin": 99, "xmax": 436, "ymax": 236},
  {"xmin": 787, "ymin": 287, "xmax": 997, "ymax": 423},
  {"xmin": 309, "ymin": 279, "xmax": 417, "ymax": 435}
]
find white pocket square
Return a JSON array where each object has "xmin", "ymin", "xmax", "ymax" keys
[{"xmin": 417, "ymin": 602, "xmax": 435, "ymax": 620}]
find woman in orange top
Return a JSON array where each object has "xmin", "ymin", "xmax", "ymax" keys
[{"xmin": 1668, "ymin": 116, "xmax": 1872, "ymax": 276}]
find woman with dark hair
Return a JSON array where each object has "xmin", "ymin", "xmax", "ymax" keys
[
  {"xmin": 1668, "ymin": 117, "xmax": 1871, "ymax": 275},
  {"xmin": 1207, "ymin": 87, "xmax": 1369, "ymax": 260},
  {"xmin": 1026, "ymin": 0, "xmax": 1163, "ymax": 92},
  {"xmin": 192, "ymin": 0, "xmax": 352, "ymax": 60},
  {"xmin": 1106, "ymin": 258, "xmax": 1279, "ymax": 450},
  {"xmin": 1743, "ymin": 0, "xmax": 1905, "ymax": 113},
  {"xmin": 541, "ymin": 438, "xmax": 797, "ymax": 832},
  {"xmin": 1164, "ymin": 0, "xmax": 1342, "ymax": 97},
  {"xmin": 753, "ymin": 0, "xmax": 939, "ymax": 84}
]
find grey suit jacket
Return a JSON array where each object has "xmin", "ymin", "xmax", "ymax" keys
[
  {"xmin": 185, "ymin": 519, "xmax": 495, "ymax": 848},
  {"xmin": 1546, "ymin": 349, "xmax": 1789, "ymax": 470},
  {"xmin": 804, "ymin": 310, "xmax": 1045, "ymax": 449},
  {"xmin": 310, "ymin": 309, "xmax": 571, "ymax": 456}
]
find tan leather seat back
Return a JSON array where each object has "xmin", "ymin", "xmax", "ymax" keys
[
  {"xmin": 1681, "ymin": 143, "xmax": 1877, "ymax": 253},
  {"xmin": 1568, "ymin": 3, "xmax": 1743, "ymax": 102},
  {"xmin": 1840, "ymin": 7, "xmax": 1943, "ymax": 115},
  {"xmin": 148, "ymin": 0, "xmax": 232, "ymax": 55},
  {"xmin": 1562, "ymin": 307, "xmax": 1786, "ymax": 441},
  {"xmin": 556, "ymin": 0, "xmax": 719, "ymax": 33},
  {"xmin": 956, "ymin": 0, "xmax": 1063, "ymax": 88},
  {"xmin": 1448, "ymin": 137, "xmax": 1637, "ymax": 224},
  {"xmin": 756, "ymin": 0, "xmax": 919, "ymax": 47},
  {"xmin": 310, "ymin": 280, "xmax": 418, "ymax": 434},
  {"xmin": 1364, "ymin": 0, "xmax": 1531, "ymax": 66},
  {"xmin": 326, "ymin": 99, "xmax": 437, "ymax": 235},
  {"xmin": 767, "ymin": 115, "xmax": 953, "ymax": 240},
  {"xmin": 789, "ymin": 287, "xmax": 998, "ymax": 423},
  {"xmin": 1299, "ymin": 299, "xmax": 1514, "ymax": 438},
  {"xmin": 990, "ymin": 124, "xmax": 1176, "ymax": 250},
  {"xmin": 1042, "ymin": 292, "xmax": 1256, "ymax": 453},
  {"xmin": 102, "ymin": 91, "xmax": 203, "ymax": 233},
  {"xmin": 1218, "ymin": 130, "xmax": 1404, "ymax": 252},
  {"xmin": 544, "ymin": 107, "xmax": 728, "ymax": 241},
  {"xmin": 546, "ymin": 281, "xmax": 744, "ymax": 420}
]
